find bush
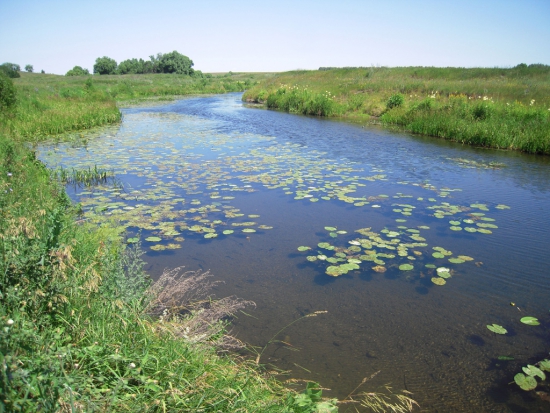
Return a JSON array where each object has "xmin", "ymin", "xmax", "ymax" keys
[
  {"xmin": 66, "ymin": 66, "xmax": 90, "ymax": 76},
  {"xmin": 472, "ymin": 103, "xmax": 493, "ymax": 120},
  {"xmin": 0, "ymin": 71, "xmax": 17, "ymax": 110},
  {"xmin": 0, "ymin": 63, "xmax": 20, "ymax": 78},
  {"xmin": 386, "ymin": 93, "xmax": 404, "ymax": 109}
]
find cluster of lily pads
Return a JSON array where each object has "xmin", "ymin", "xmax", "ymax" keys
[
  {"xmin": 486, "ymin": 313, "xmax": 548, "ymax": 391},
  {"xmin": 447, "ymin": 157, "xmax": 506, "ymax": 169},
  {"xmin": 38, "ymin": 112, "xmax": 509, "ymax": 256},
  {"xmin": 297, "ymin": 225, "xmax": 474, "ymax": 284}
]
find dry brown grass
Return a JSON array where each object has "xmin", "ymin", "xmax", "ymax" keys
[{"xmin": 146, "ymin": 267, "xmax": 255, "ymax": 349}]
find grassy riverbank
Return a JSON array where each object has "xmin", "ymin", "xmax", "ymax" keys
[
  {"xmin": 242, "ymin": 65, "xmax": 550, "ymax": 154},
  {"xmin": 2, "ymin": 72, "xmax": 276, "ymax": 140},
  {"xmin": 0, "ymin": 73, "xmax": 341, "ymax": 412},
  {"xmin": 0, "ymin": 135, "xmax": 313, "ymax": 411}
]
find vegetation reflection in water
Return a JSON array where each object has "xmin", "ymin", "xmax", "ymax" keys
[{"xmin": 39, "ymin": 111, "xmax": 510, "ymax": 282}]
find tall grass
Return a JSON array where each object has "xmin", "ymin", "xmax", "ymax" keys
[{"xmin": 243, "ymin": 66, "xmax": 550, "ymax": 154}]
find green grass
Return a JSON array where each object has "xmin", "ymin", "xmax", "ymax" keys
[{"xmin": 243, "ymin": 65, "xmax": 550, "ymax": 154}]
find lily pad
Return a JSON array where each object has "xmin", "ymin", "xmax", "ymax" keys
[
  {"xmin": 145, "ymin": 236, "xmax": 162, "ymax": 242},
  {"xmin": 324, "ymin": 226, "xmax": 337, "ymax": 231},
  {"xmin": 242, "ymin": 228, "xmax": 256, "ymax": 233},
  {"xmin": 399, "ymin": 264, "xmax": 414, "ymax": 271},
  {"xmin": 487, "ymin": 324, "xmax": 507, "ymax": 334},
  {"xmin": 306, "ymin": 256, "xmax": 317, "ymax": 262},
  {"xmin": 523, "ymin": 365, "xmax": 546, "ymax": 380},
  {"xmin": 514, "ymin": 373, "xmax": 537, "ymax": 391},
  {"xmin": 127, "ymin": 237, "xmax": 139, "ymax": 244},
  {"xmin": 432, "ymin": 252, "xmax": 445, "ymax": 259},
  {"xmin": 222, "ymin": 230, "xmax": 234, "ymax": 235},
  {"xmin": 204, "ymin": 233, "xmax": 218, "ymax": 239},
  {"xmin": 372, "ymin": 265, "xmax": 386, "ymax": 273},
  {"xmin": 540, "ymin": 360, "xmax": 550, "ymax": 372},
  {"xmin": 431, "ymin": 277, "xmax": 446, "ymax": 285},
  {"xmin": 326, "ymin": 266, "xmax": 344, "ymax": 277},
  {"xmin": 448, "ymin": 258, "xmax": 465, "ymax": 264},
  {"xmin": 520, "ymin": 317, "xmax": 540, "ymax": 326},
  {"xmin": 297, "ymin": 246, "xmax": 311, "ymax": 252}
]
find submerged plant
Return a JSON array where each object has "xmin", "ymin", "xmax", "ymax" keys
[{"xmin": 254, "ymin": 310, "xmax": 328, "ymax": 364}]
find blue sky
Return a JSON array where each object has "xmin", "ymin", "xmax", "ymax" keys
[{"xmin": 1, "ymin": 0, "xmax": 549, "ymax": 74}]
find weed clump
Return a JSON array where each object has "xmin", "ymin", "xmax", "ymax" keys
[
  {"xmin": 386, "ymin": 93, "xmax": 404, "ymax": 110},
  {"xmin": 0, "ymin": 71, "xmax": 17, "ymax": 111}
]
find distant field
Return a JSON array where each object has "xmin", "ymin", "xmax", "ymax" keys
[{"xmin": 243, "ymin": 65, "xmax": 550, "ymax": 154}]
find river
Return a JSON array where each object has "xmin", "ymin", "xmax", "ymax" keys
[{"xmin": 37, "ymin": 93, "xmax": 550, "ymax": 412}]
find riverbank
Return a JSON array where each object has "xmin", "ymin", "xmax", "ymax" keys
[
  {"xmin": 242, "ymin": 65, "xmax": 550, "ymax": 155},
  {"xmin": 1, "ymin": 72, "xmax": 277, "ymax": 140},
  {"xmin": 0, "ymin": 73, "xmax": 341, "ymax": 411}
]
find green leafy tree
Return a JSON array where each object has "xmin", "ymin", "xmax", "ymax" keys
[
  {"xmin": 0, "ymin": 63, "xmax": 21, "ymax": 78},
  {"xmin": 118, "ymin": 58, "xmax": 144, "ymax": 75},
  {"xmin": 158, "ymin": 51, "xmax": 194, "ymax": 75},
  {"xmin": 66, "ymin": 66, "xmax": 90, "ymax": 76},
  {"xmin": 25, "ymin": 64, "xmax": 33, "ymax": 73},
  {"xmin": 0, "ymin": 71, "xmax": 17, "ymax": 110},
  {"xmin": 93, "ymin": 56, "xmax": 117, "ymax": 75}
]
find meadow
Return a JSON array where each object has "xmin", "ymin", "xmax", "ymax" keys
[{"xmin": 243, "ymin": 65, "xmax": 550, "ymax": 154}]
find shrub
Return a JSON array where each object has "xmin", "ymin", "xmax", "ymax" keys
[
  {"xmin": 472, "ymin": 103, "xmax": 493, "ymax": 120},
  {"xmin": 66, "ymin": 66, "xmax": 90, "ymax": 76},
  {"xmin": 0, "ymin": 71, "xmax": 17, "ymax": 110},
  {"xmin": 386, "ymin": 93, "xmax": 405, "ymax": 109},
  {"xmin": 0, "ymin": 63, "xmax": 20, "ymax": 78}
]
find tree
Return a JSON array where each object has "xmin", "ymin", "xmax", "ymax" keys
[
  {"xmin": 93, "ymin": 56, "xmax": 117, "ymax": 75},
  {"xmin": 66, "ymin": 66, "xmax": 90, "ymax": 76},
  {"xmin": 158, "ymin": 51, "xmax": 194, "ymax": 75},
  {"xmin": 25, "ymin": 64, "xmax": 33, "ymax": 73},
  {"xmin": 118, "ymin": 58, "xmax": 143, "ymax": 75},
  {"xmin": 0, "ymin": 71, "xmax": 17, "ymax": 110},
  {"xmin": 0, "ymin": 63, "xmax": 21, "ymax": 78}
]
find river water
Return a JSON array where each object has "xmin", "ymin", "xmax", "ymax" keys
[{"xmin": 37, "ymin": 93, "xmax": 550, "ymax": 412}]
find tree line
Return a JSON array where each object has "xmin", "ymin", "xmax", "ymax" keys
[{"xmin": 67, "ymin": 51, "xmax": 202, "ymax": 77}]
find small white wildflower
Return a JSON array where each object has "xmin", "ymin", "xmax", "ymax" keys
[
  {"xmin": 74, "ymin": 363, "xmax": 80, "ymax": 369},
  {"xmin": 128, "ymin": 362, "xmax": 136, "ymax": 369},
  {"xmin": 483, "ymin": 96, "xmax": 488, "ymax": 101},
  {"xmin": 7, "ymin": 173, "xmax": 12, "ymax": 177},
  {"xmin": 7, "ymin": 319, "xmax": 14, "ymax": 326}
]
